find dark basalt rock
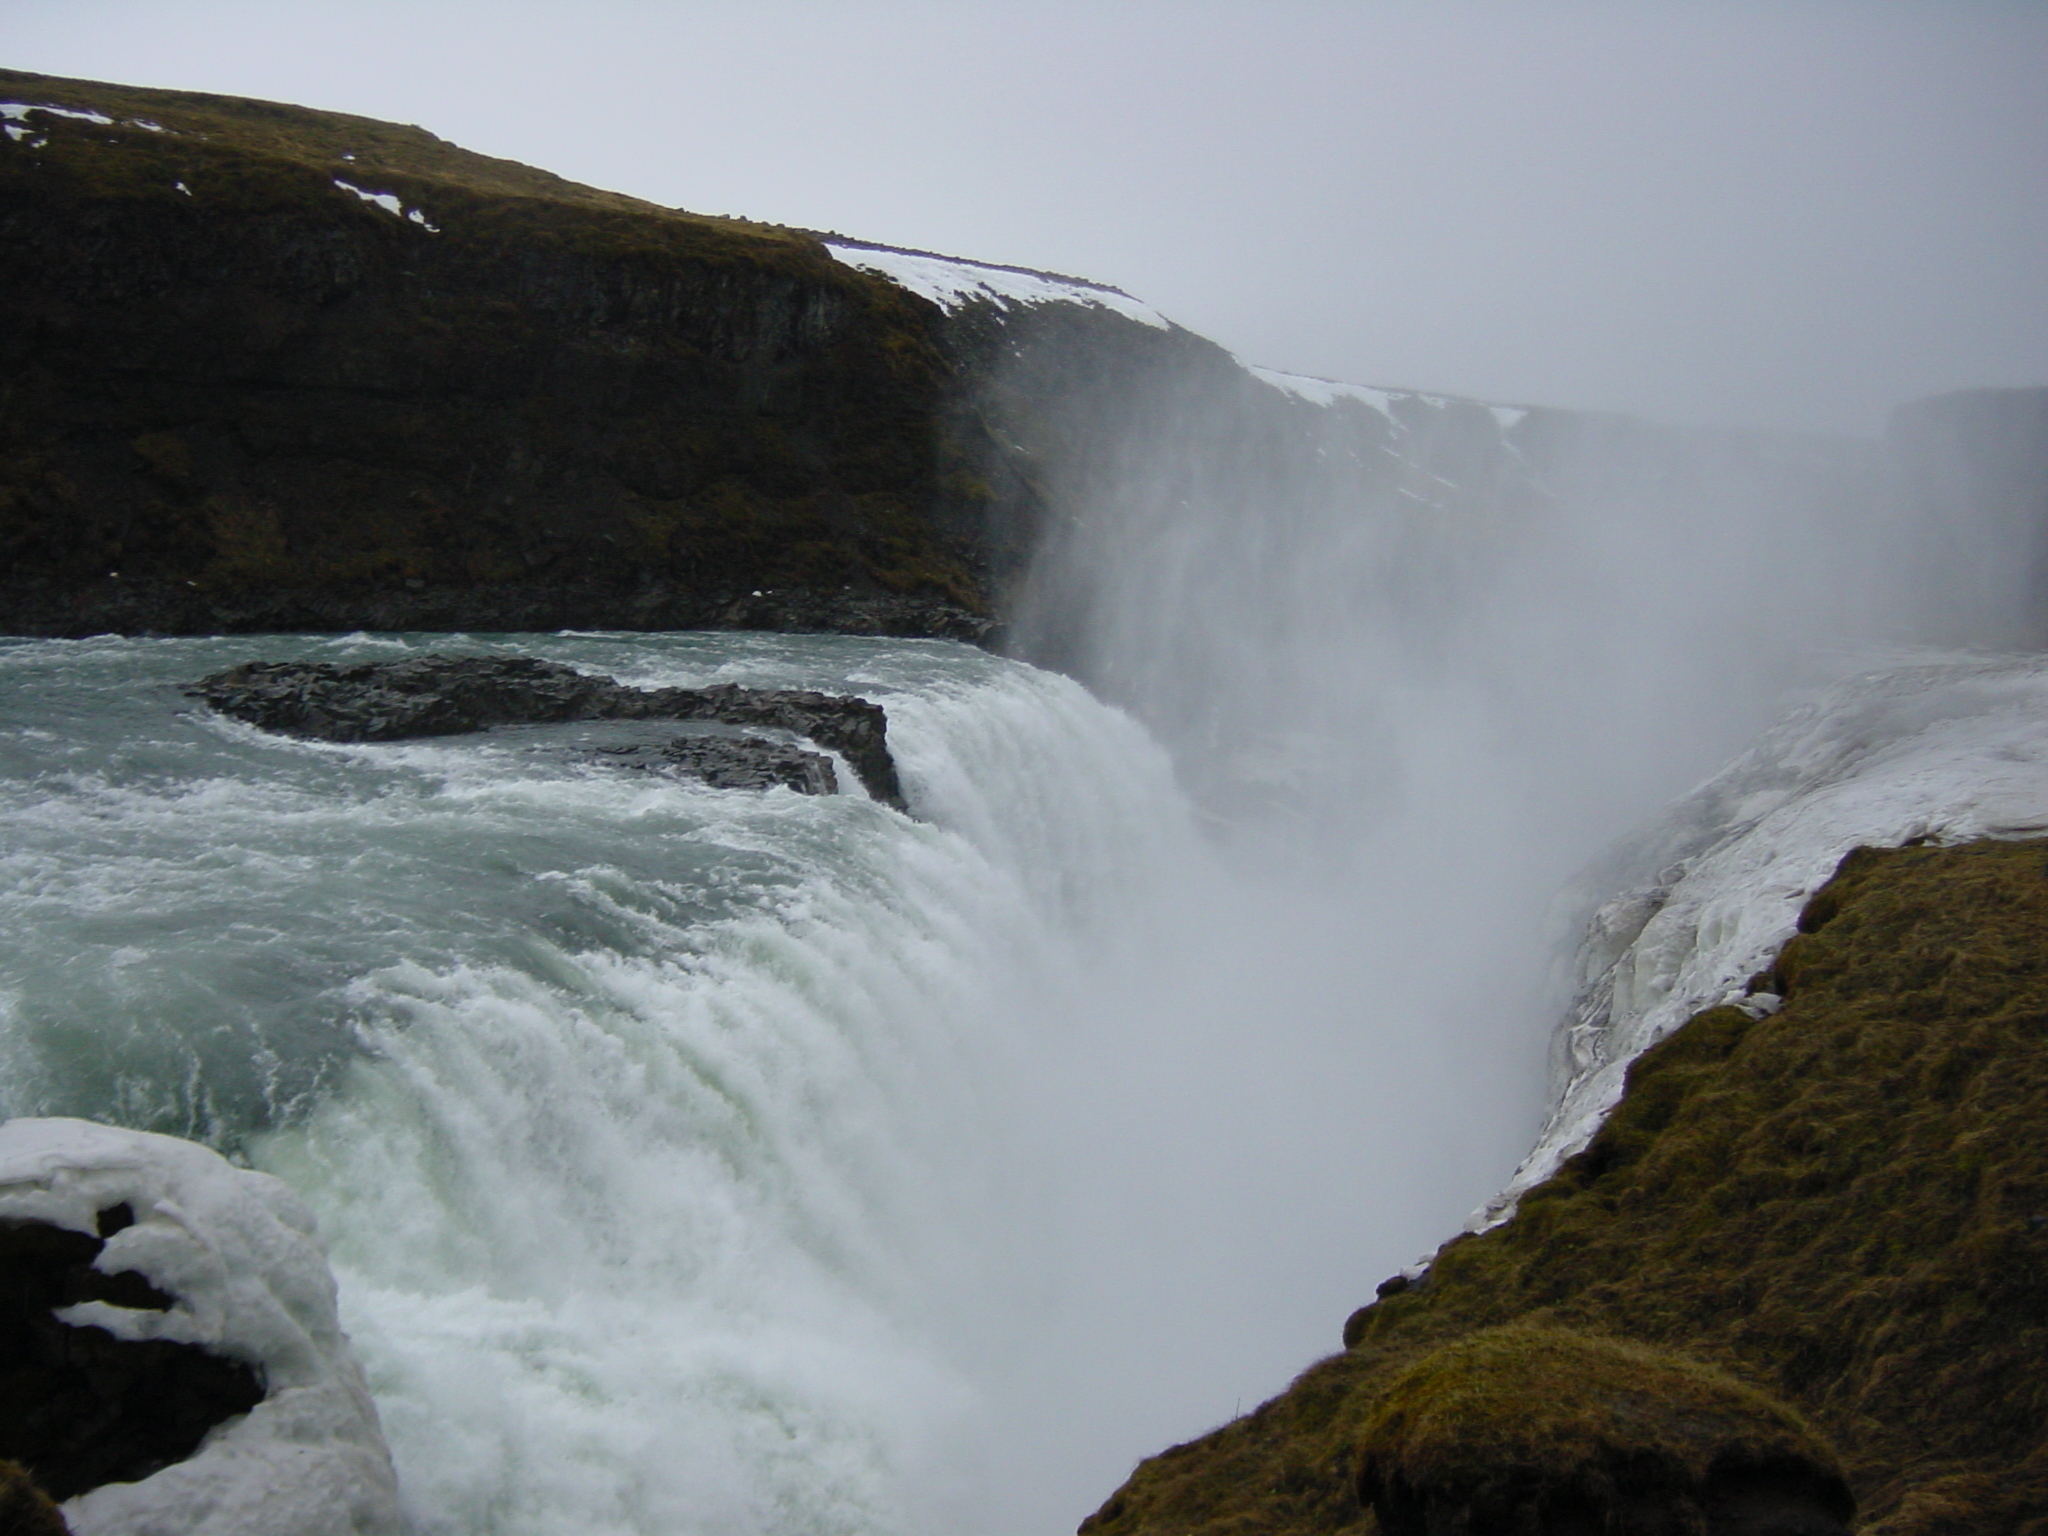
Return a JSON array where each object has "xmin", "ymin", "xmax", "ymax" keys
[
  {"xmin": 596, "ymin": 734, "xmax": 839, "ymax": 796},
  {"xmin": 0, "ymin": 71, "xmax": 1004, "ymax": 642},
  {"xmin": 0, "ymin": 1209, "xmax": 265, "ymax": 1502},
  {"xmin": 191, "ymin": 654, "xmax": 906, "ymax": 808}
]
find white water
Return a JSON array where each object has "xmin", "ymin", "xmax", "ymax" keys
[
  {"xmin": 1, "ymin": 631, "xmax": 1314, "ymax": 1535},
  {"xmin": 0, "ymin": 381, "xmax": 2026, "ymax": 1533}
]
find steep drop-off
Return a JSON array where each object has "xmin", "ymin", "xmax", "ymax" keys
[
  {"xmin": 0, "ymin": 70, "xmax": 996, "ymax": 639},
  {"xmin": 1081, "ymin": 837, "xmax": 2048, "ymax": 1535}
]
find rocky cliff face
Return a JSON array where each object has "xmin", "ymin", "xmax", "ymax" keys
[
  {"xmin": 11, "ymin": 68, "xmax": 1992, "ymax": 658},
  {"xmin": 0, "ymin": 70, "xmax": 994, "ymax": 639}
]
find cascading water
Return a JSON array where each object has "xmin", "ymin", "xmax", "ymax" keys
[
  {"xmin": 0, "ymin": 386, "xmax": 2019, "ymax": 1535},
  {"xmin": 0, "ymin": 631, "xmax": 1208, "ymax": 1535}
]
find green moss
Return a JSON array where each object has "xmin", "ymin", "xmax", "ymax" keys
[
  {"xmin": 1354, "ymin": 1325, "xmax": 1850, "ymax": 1533},
  {"xmin": 1086, "ymin": 838, "xmax": 2048, "ymax": 1536}
]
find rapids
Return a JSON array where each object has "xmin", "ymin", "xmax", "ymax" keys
[{"xmin": 3, "ymin": 629, "xmax": 1507, "ymax": 1536}]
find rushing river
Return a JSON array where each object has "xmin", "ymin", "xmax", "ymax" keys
[
  {"xmin": 2, "ymin": 629, "xmax": 1534, "ymax": 1536},
  {"xmin": 7, "ymin": 382, "xmax": 1984, "ymax": 1536}
]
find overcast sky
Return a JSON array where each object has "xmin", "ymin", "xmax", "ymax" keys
[{"xmin": 8, "ymin": 0, "xmax": 2045, "ymax": 434}]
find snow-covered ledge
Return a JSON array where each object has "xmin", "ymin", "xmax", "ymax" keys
[
  {"xmin": 0, "ymin": 1118, "xmax": 399, "ymax": 1535},
  {"xmin": 1466, "ymin": 652, "xmax": 2048, "ymax": 1240}
]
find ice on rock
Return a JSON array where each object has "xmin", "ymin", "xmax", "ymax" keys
[
  {"xmin": 0, "ymin": 1118, "xmax": 400, "ymax": 1536},
  {"xmin": 1469, "ymin": 653, "xmax": 2048, "ymax": 1235}
]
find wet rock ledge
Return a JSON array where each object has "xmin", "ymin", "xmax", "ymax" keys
[{"xmin": 191, "ymin": 654, "xmax": 906, "ymax": 809}]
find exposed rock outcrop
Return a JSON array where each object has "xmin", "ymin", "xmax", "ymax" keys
[
  {"xmin": 0, "ymin": 1204, "xmax": 262, "ymax": 1501},
  {"xmin": 0, "ymin": 1119, "xmax": 399, "ymax": 1536},
  {"xmin": 0, "ymin": 70, "xmax": 996, "ymax": 640},
  {"xmin": 190, "ymin": 654, "xmax": 905, "ymax": 807},
  {"xmin": 596, "ymin": 734, "xmax": 840, "ymax": 796}
]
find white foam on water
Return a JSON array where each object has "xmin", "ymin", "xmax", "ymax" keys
[{"xmin": 0, "ymin": 633, "xmax": 1216, "ymax": 1536}]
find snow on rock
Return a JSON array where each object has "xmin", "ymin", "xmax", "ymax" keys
[
  {"xmin": 332, "ymin": 179, "xmax": 439, "ymax": 233},
  {"xmin": 2, "ymin": 102, "xmax": 164, "ymax": 146},
  {"xmin": 1251, "ymin": 364, "xmax": 1533, "ymax": 438},
  {"xmin": 823, "ymin": 240, "xmax": 1171, "ymax": 329},
  {"xmin": 1471, "ymin": 652, "xmax": 2048, "ymax": 1234},
  {"xmin": 0, "ymin": 1118, "xmax": 400, "ymax": 1536},
  {"xmin": 1250, "ymin": 366, "xmax": 1406, "ymax": 417},
  {"xmin": 1, "ymin": 103, "xmax": 115, "ymax": 127}
]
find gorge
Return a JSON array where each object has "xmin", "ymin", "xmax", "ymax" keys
[{"xmin": 2, "ymin": 68, "xmax": 2047, "ymax": 1536}]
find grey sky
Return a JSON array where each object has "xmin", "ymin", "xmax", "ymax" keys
[{"xmin": 8, "ymin": 0, "xmax": 2045, "ymax": 434}]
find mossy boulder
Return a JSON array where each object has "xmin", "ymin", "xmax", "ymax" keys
[
  {"xmin": 1081, "ymin": 838, "xmax": 2048, "ymax": 1536},
  {"xmin": 1354, "ymin": 1325, "xmax": 1851, "ymax": 1535}
]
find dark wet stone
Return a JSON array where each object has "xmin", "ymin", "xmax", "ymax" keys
[
  {"xmin": 190, "ymin": 654, "xmax": 906, "ymax": 809},
  {"xmin": 0, "ymin": 1216, "xmax": 265, "ymax": 1502},
  {"xmin": 596, "ymin": 734, "xmax": 839, "ymax": 795}
]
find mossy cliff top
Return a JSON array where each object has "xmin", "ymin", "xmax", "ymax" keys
[
  {"xmin": 0, "ymin": 69, "xmax": 992, "ymax": 638},
  {"xmin": 1083, "ymin": 838, "xmax": 2048, "ymax": 1535}
]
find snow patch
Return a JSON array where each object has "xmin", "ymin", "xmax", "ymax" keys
[
  {"xmin": 0, "ymin": 1118, "xmax": 401, "ymax": 1536},
  {"xmin": 1, "ymin": 102, "xmax": 115, "ymax": 126},
  {"xmin": 1251, "ymin": 366, "xmax": 1398, "ymax": 418},
  {"xmin": 824, "ymin": 241, "xmax": 1170, "ymax": 329},
  {"xmin": 1249, "ymin": 366, "xmax": 1480, "ymax": 425},
  {"xmin": 1472, "ymin": 653, "xmax": 2048, "ymax": 1233},
  {"xmin": 333, "ymin": 179, "xmax": 439, "ymax": 233}
]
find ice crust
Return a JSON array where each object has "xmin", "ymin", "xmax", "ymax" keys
[
  {"xmin": 0, "ymin": 1118, "xmax": 399, "ymax": 1536},
  {"xmin": 823, "ymin": 241, "xmax": 1171, "ymax": 329},
  {"xmin": 1470, "ymin": 654, "xmax": 2048, "ymax": 1235}
]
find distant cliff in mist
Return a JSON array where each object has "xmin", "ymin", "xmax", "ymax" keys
[{"xmin": 6, "ymin": 67, "xmax": 2042, "ymax": 651}]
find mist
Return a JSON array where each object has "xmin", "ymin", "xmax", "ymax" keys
[{"xmin": 936, "ymin": 360, "xmax": 2018, "ymax": 1530}]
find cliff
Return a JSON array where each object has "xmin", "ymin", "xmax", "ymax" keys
[
  {"xmin": 6, "ymin": 68, "xmax": 1972, "ymax": 657},
  {"xmin": 0, "ymin": 70, "xmax": 996, "ymax": 639}
]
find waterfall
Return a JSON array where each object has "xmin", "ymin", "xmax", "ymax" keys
[{"xmin": 0, "ymin": 385, "xmax": 2025, "ymax": 1536}]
